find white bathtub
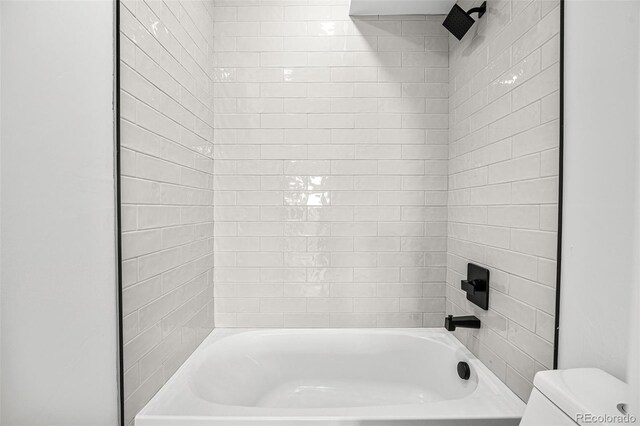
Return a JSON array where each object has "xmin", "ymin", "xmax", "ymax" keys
[{"xmin": 136, "ymin": 328, "xmax": 525, "ymax": 426}]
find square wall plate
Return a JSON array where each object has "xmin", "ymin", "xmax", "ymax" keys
[{"xmin": 465, "ymin": 263, "xmax": 490, "ymax": 310}]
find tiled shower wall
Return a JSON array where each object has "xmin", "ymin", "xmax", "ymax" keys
[
  {"xmin": 446, "ymin": 0, "xmax": 560, "ymax": 401},
  {"xmin": 118, "ymin": 0, "xmax": 562, "ymax": 415},
  {"xmin": 212, "ymin": 0, "xmax": 451, "ymax": 328},
  {"xmin": 119, "ymin": 0, "xmax": 215, "ymax": 423}
]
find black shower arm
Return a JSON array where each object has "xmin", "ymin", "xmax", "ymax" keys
[{"xmin": 466, "ymin": 2, "xmax": 487, "ymax": 18}]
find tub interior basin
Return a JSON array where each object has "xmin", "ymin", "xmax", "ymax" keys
[{"xmin": 189, "ymin": 331, "xmax": 478, "ymax": 409}]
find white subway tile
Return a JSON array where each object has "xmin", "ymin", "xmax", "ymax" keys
[
  {"xmin": 511, "ymin": 177, "xmax": 558, "ymax": 204},
  {"xmin": 236, "ymin": 313, "xmax": 284, "ymax": 327},
  {"xmin": 354, "ymin": 298, "xmax": 399, "ymax": 313},
  {"xmin": 260, "ymin": 22, "xmax": 308, "ymax": 37},
  {"xmin": 309, "ymin": 114, "xmax": 354, "ymax": 129},
  {"xmin": 377, "ymin": 313, "xmax": 422, "ymax": 327},
  {"xmin": 260, "ymin": 298, "xmax": 306, "ymax": 313},
  {"xmin": 331, "ymin": 160, "xmax": 377, "ymax": 175},
  {"xmin": 236, "ymin": 37, "xmax": 283, "ymax": 52},
  {"xmin": 122, "ymin": 2, "xmax": 216, "ymax": 404},
  {"xmin": 260, "ymin": 52, "xmax": 308, "ymax": 67},
  {"xmin": 354, "ymin": 83, "xmax": 401, "ymax": 98},
  {"xmin": 330, "ymin": 313, "xmax": 377, "ymax": 327},
  {"xmin": 487, "ymin": 154, "xmax": 541, "ymax": 184},
  {"xmin": 447, "ymin": 0, "xmax": 559, "ymax": 400},
  {"xmin": 284, "ymin": 98, "xmax": 331, "ymax": 114},
  {"xmin": 307, "ymin": 297, "xmax": 353, "ymax": 312},
  {"xmin": 512, "ymin": 63, "xmax": 560, "ymax": 111},
  {"xmin": 511, "ymin": 229, "xmax": 557, "ymax": 259}
]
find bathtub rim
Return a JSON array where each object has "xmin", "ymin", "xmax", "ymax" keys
[{"xmin": 136, "ymin": 327, "xmax": 526, "ymax": 424}]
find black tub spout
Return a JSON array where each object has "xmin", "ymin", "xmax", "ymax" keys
[{"xmin": 444, "ymin": 315, "xmax": 481, "ymax": 331}]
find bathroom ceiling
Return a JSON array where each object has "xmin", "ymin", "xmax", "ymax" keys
[{"xmin": 349, "ymin": 0, "xmax": 456, "ymax": 16}]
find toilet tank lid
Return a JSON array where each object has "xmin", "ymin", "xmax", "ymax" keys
[{"xmin": 534, "ymin": 368, "xmax": 630, "ymax": 425}]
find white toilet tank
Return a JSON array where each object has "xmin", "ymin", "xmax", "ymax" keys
[{"xmin": 520, "ymin": 368, "xmax": 633, "ymax": 426}]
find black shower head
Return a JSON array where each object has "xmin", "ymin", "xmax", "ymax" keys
[{"xmin": 443, "ymin": 1, "xmax": 487, "ymax": 41}]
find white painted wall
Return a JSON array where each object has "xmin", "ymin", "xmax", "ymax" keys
[
  {"xmin": 0, "ymin": 0, "xmax": 3, "ymax": 420},
  {"xmin": 0, "ymin": 1, "xmax": 119, "ymax": 425},
  {"xmin": 559, "ymin": 0, "xmax": 640, "ymax": 381},
  {"xmin": 630, "ymin": 22, "xmax": 640, "ymax": 415},
  {"xmin": 631, "ymin": 159, "xmax": 640, "ymax": 415}
]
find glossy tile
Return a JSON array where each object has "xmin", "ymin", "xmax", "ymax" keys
[
  {"xmin": 120, "ymin": 0, "xmax": 215, "ymax": 423},
  {"xmin": 447, "ymin": 0, "xmax": 560, "ymax": 402},
  {"xmin": 212, "ymin": 0, "xmax": 449, "ymax": 332}
]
